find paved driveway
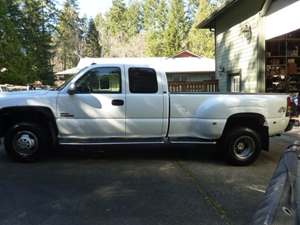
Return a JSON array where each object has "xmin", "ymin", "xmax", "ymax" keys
[{"xmin": 0, "ymin": 128, "xmax": 298, "ymax": 225}]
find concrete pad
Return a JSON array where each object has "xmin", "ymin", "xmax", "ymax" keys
[{"xmin": 0, "ymin": 146, "xmax": 226, "ymax": 225}]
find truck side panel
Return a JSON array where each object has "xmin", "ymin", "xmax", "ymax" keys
[{"xmin": 168, "ymin": 94, "xmax": 290, "ymax": 139}]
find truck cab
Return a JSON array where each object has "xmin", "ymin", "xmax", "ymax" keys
[{"xmin": 57, "ymin": 64, "xmax": 169, "ymax": 142}]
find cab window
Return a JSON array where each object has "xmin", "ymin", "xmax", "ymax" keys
[
  {"xmin": 129, "ymin": 68, "xmax": 158, "ymax": 93},
  {"xmin": 75, "ymin": 67, "xmax": 121, "ymax": 94}
]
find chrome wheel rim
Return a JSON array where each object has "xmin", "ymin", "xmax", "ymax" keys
[
  {"xmin": 13, "ymin": 131, "xmax": 39, "ymax": 156},
  {"xmin": 233, "ymin": 135, "xmax": 255, "ymax": 160}
]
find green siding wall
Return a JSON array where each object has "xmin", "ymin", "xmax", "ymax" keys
[{"xmin": 214, "ymin": 0, "xmax": 265, "ymax": 92}]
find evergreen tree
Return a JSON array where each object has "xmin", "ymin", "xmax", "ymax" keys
[
  {"xmin": 22, "ymin": 0, "xmax": 56, "ymax": 84},
  {"xmin": 156, "ymin": 0, "xmax": 168, "ymax": 32},
  {"xmin": 0, "ymin": 0, "xmax": 56, "ymax": 85},
  {"xmin": 144, "ymin": 0, "xmax": 168, "ymax": 56},
  {"xmin": 54, "ymin": 0, "xmax": 82, "ymax": 70},
  {"xmin": 163, "ymin": 0, "xmax": 187, "ymax": 56},
  {"xmin": 125, "ymin": 0, "xmax": 143, "ymax": 38},
  {"xmin": 154, "ymin": 0, "xmax": 168, "ymax": 55},
  {"xmin": 1, "ymin": 0, "xmax": 223, "ymax": 86},
  {"xmin": 186, "ymin": 0, "xmax": 199, "ymax": 31},
  {"xmin": 94, "ymin": 13, "xmax": 110, "ymax": 56},
  {"xmin": 84, "ymin": 18, "xmax": 102, "ymax": 57},
  {"xmin": 186, "ymin": 0, "xmax": 215, "ymax": 58},
  {"xmin": 143, "ymin": 0, "xmax": 158, "ymax": 32},
  {"xmin": 106, "ymin": 0, "xmax": 127, "ymax": 37},
  {"xmin": 143, "ymin": 0, "xmax": 158, "ymax": 56},
  {"xmin": 0, "ymin": 0, "xmax": 28, "ymax": 84}
]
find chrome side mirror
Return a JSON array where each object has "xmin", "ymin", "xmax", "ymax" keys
[{"xmin": 67, "ymin": 83, "xmax": 76, "ymax": 95}]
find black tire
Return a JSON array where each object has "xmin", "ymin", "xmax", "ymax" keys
[
  {"xmin": 223, "ymin": 127, "xmax": 262, "ymax": 166},
  {"xmin": 4, "ymin": 123, "xmax": 48, "ymax": 162}
]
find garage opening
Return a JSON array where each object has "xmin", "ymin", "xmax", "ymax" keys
[{"xmin": 265, "ymin": 29, "xmax": 300, "ymax": 93}]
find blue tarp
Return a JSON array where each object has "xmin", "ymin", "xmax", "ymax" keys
[{"xmin": 252, "ymin": 141, "xmax": 300, "ymax": 225}]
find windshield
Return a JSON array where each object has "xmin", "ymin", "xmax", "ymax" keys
[{"xmin": 56, "ymin": 67, "xmax": 87, "ymax": 91}]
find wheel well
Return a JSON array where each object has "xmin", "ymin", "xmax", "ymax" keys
[
  {"xmin": 0, "ymin": 106, "xmax": 58, "ymax": 145},
  {"xmin": 223, "ymin": 113, "xmax": 269, "ymax": 151}
]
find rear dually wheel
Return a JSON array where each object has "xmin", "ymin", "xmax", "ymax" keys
[{"xmin": 223, "ymin": 127, "xmax": 262, "ymax": 166}]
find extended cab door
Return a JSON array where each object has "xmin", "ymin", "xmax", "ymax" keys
[
  {"xmin": 124, "ymin": 66, "xmax": 167, "ymax": 138},
  {"xmin": 56, "ymin": 65, "xmax": 126, "ymax": 139}
]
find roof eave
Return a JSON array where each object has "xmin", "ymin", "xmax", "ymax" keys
[
  {"xmin": 197, "ymin": 18, "xmax": 216, "ymax": 29},
  {"xmin": 197, "ymin": 0, "xmax": 241, "ymax": 29}
]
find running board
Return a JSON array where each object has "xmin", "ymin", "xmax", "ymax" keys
[
  {"xmin": 169, "ymin": 137, "xmax": 216, "ymax": 144},
  {"xmin": 169, "ymin": 141, "xmax": 216, "ymax": 144},
  {"xmin": 59, "ymin": 137, "xmax": 165, "ymax": 146},
  {"xmin": 59, "ymin": 137, "xmax": 216, "ymax": 146}
]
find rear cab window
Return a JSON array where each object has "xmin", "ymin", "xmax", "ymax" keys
[{"xmin": 128, "ymin": 68, "xmax": 158, "ymax": 93}]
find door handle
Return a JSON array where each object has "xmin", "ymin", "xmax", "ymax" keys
[{"xmin": 112, "ymin": 99, "xmax": 124, "ymax": 106}]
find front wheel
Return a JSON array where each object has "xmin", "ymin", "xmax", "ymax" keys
[
  {"xmin": 4, "ymin": 123, "xmax": 48, "ymax": 162},
  {"xmin": 222, "ymin": 127, "xmax": 262, "ymax": 166}
]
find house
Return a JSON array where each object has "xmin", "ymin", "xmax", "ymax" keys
[
  {"xmin": 172, "ymin": 50, "xmax": 203, "ymax": 58},
  {"xmin": 55, "ymin": 53, "xmax": 217, "ymax": 92},
  {"xmin": 198, "ymin": 0, "xmax": 300, "ymax": 93}
]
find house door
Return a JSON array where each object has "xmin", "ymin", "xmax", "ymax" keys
[{"xmin": 228, "ymin": 73, "xmax": 241, "ymax": 93}]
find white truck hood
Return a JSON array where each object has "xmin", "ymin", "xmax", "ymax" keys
[
  {"xmin": 0, "ymin": 90, "xmax": 58, "ymax": 110},
  {"xmin": 0, "ymin": 90, "xmax": 50, "ymax": 97}
]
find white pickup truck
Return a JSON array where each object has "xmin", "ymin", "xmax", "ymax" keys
[{"xmin": 0, "ymin": 62, "xmax": 293, "ymax": 165}]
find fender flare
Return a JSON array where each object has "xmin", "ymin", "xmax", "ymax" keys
[{"xmin": 0, "ymin": 106, "xmax": 58, "ymax": 145}]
